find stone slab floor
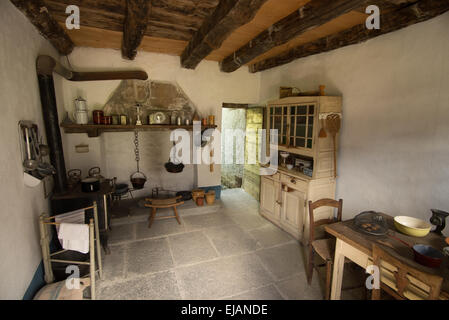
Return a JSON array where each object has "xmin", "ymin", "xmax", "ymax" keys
[{"xmin": 98, "ymin": 188, "xmax": 366, "ymax": 300}]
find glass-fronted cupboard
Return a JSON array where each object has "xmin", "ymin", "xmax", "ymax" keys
[{"xmin": 268, "ymin": 103, "xmax": 316, "ymax": 152}]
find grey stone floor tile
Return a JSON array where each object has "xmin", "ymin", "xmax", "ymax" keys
[
  {"xmin": 227, "ymin": 285, "xmax": 284, "ymax": 300},
  {"xmin": 98, "ymin": 271, "xmax": 181, "ymax": 300},
  {"xmin": 228, "ymin": 212, "xmax": 270, "ymax": 230},
  {"xmin": 102, "ymin": 244, "xmax": 126, "ymax": 281},
  {"xmin": 204, "ymin": 225, "xmax": 259, "ymax": 256},
  {"xmin": 126, "ymin": 238, "xmax": 173, "ymax": 276},
  {"xmin": 183, "ymin": 212, "xmax": 235, "ymax": 231},
  {"xmin": 169, "ymin": 231, "xmax": 218, "ymax": 266},
  {"xmin": 136, "ymin": 218, "xmax": 185, "ymax": 240},
  {"xmin": 276, "ymin": 272, "xmax": 323, "ymax": 300},
  {"xmin": 256, "ymin": 243, "xmax": 305, "ymax": 280},
  {"xmin": 249, "ymin": 224, "xmax": 293, "ymax": 248},
  {"xmin": 175, "ymin": 254, "xmax": 273, "ymax": 300},
  {"xmin": 108, "ymin": 223, "xmax": 136, "ymax": 244}
]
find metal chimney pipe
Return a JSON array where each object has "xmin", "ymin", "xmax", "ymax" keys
[{"xmin": 36, "ymin": 56, "xmax": 68, "ymax": 193}]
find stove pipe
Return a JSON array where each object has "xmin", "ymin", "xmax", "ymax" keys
[{"xmin": 36, "ymin": 56, "xmax": 67, "ymax": 194}]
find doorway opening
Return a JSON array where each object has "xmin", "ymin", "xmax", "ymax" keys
[{"xmin": 220, "ymin": 103, "xmax": 264, "ymax": 200}]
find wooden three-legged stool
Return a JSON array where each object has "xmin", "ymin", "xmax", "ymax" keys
[{"xmin": 144, "ymin": 196, "xmax": 184, "ymax": 228}]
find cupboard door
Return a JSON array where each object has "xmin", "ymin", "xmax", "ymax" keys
[
  {"xmin": 290, "ymin": 104, "xmax": 315, "ymax": 150},
  {"xmin": 281, "ymin": 188, "xmax": 306, "ymax": 235},
  {"xmin": 260, "ymin": 177, "xmax": 280, "ymax": 221},
  {"xmin": 268, "ymin": 106, "xmax": 289, "ymax": 146}
]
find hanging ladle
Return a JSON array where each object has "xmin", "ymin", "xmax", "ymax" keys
[{"xmin": 23, "ymin": 127, "xmax": 38, "ymax": 171}]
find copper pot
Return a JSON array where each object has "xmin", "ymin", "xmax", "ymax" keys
[{"xmin": 196, "ymin": 197, "xmax": 204, "ymax": 206}]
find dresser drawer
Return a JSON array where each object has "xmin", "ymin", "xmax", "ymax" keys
[
  {"xmin": 280, "ymin": 173, "xmax": 308, "ymax": 191},
  {"xmin": 262, "ymin": 172, "xmax": 280, "ymax": 182}
]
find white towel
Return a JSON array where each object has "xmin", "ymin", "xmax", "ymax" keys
[
  {"xmin": 54, "ymin": 209, "xmax": 85, "ymax": 228},
  {"xmin": 57, "ymin": 223, "xmax": 90, "ymax": 254},
  {"xmin": 55, "ymin": 209, "xmax": 85, "ymax": 247}
]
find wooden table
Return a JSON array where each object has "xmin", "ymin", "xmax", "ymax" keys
[{"xmin": 325, "ymin": 213, "xmax": 449, "ymax": 300}]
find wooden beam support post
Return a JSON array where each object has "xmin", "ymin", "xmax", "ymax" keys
[
  {"xmin": 10, "ymin": 0, "xmax": 74, "ymax": 55},
  {"xmin": 220, "ymin": 0, "xmax": 369, "ymax": 73},
  {"xmin": 249, "ymin": 0, "xmax": 449, "ymax": 72},
  {"xmin": 181, "ymin": 0, "xmax": 269, "ymax": 69},
  {"xmin": 122, "ymin": 0, "xmax": 152, "ymax": 60}
]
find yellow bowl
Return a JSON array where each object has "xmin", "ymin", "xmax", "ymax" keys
[{"xmin": 394, "ymin": 216, "xmax": 431, "ymax": 237}]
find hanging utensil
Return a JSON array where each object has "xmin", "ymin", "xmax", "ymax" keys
[
  {"xmin": 23, "ymin": 127, "xmax": 38, "ymax": 171},
  {"xmin": 326, "ymin": 114, "xmax": 340, "ymax": 178},
  {"xmin": 130, "ymin": 131, "xmax": 147, "ymax": 189},
  {"xmin": 318, "ymin": 118, "xmax": 327, "ymax": 138}
]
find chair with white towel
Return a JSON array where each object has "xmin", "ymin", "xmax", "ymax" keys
[{"xmin": 38, "ymin": 201, "xmax": 102, "ymax": 300}]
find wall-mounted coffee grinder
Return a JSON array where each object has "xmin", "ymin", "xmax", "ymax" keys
[{"xmin": 430, "ymin": 209, "xmax": 449, "ymax": 235}]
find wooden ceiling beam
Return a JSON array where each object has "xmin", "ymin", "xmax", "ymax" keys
[
  {"xmin": 121, "ymin": 0, "xmax": 152, "ymax": 60},
  {"xmin": 10, "ymin": 0, "xmax": 74, "ymax": 55},
  {"xmin": 220, "ymin": 0, "xmax": 369, "ymax": 73},
  {"xmin": 249, "ymin": 0, "xmax": 449, "ymax": 73},
  {"xmin": 181, "ymin": 0, "xmax": 269, "ymax": 69}
]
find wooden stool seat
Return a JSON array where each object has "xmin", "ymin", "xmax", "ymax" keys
[
  {"xmin": 144, "ymin": 196, "xmax": 184, "ymax": 228},
  {"xmin": 312, "ymin": 238, "xmax": 335, "ymax": 262}
]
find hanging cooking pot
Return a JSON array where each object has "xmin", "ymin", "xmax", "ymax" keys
[
  {"xmin": 130, "ymin": 171, "xmax": 147, "ymax": 189},
  {"xmin": 165, "ymin": 141, "xmax": 184, "ymax": 173},
  {"xmin": 81, "ymin": 177, "xmax": 100, "ymax": 193},
  {"xmin": 130, "ymin": 131, "xmax": 147, "ymax": 189}
]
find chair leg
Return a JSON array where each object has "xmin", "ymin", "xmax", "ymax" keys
[
  {"xmin": 173, "ymin": 206, "xmax": 181, "ymax": 225},
  {"xmin": 371, "ymin": 287, "xmax": 381, "ymax": 300},
  {"xmin": 325, "ymin": 260, "xmax": 332, "ymax": 300},
  {"xmin": 89, "ymin": 219, "xmax": 96, "ymax": 300},
  {"xmin": 307, "ymin": 245, "xmax": 314, "ymax": 285},
  {"xmin": 148, "ymin": 207, "xmax": 156, "ymax": 228}
]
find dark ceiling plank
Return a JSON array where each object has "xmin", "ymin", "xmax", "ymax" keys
[
  {"xmin": 10, "ymin": 0, "xmax": 74, "ymax": 55},
  {"xmin": 220, "ymin": 0, "xmax": 369, "ymax": 73},
  {"xmin": 122, "ymin": 0, "xmax": 152, "ymax": 60},
  {"xmin": 249, "ymin": 0, "xmax": 449, "ymax": 73},
  {"xmin": 45, "ymin": 0, "xmax": 201, "ymax": 41},
  {"xmin": 181, "ymin": 0, "xmax": 269, "ymax": 69}
]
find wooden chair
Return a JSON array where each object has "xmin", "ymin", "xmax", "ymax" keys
[
  {"xmin": 144, "ymin": 196, "xmax": 184, "ymax": 228},
  {"xmin": 371, "ymin": 244, "xmax": 443, "ymax": 300},
  {"xmin": 307, "ymin": 198, "xmax": 343, "ymax": 300}
]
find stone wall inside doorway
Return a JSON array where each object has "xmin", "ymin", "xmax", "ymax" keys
[{"xmin": 221, "ymin": 108, "xmax": 246, "ymax": 189}]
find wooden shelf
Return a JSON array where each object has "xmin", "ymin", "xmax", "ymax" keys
[{"xmin": 60, "ymin": 123, "xmax": 217, "ymax": 137}]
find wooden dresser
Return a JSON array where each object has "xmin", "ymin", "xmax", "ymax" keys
[{"xmin": 259, "ymin": 96, "xmax": 342, "ymax": 244}]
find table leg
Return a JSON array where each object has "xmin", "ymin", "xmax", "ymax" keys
[
  {"xmin": 148, "ymin": 207, "xmax": 156, "ymax": 228},
  {"xmin": 173, "ymin": 206, "xmax": 181, "ymax": 225},
  {"xmin": 330, "ymin": 238, "xmax": 346, "ymax": 300}
]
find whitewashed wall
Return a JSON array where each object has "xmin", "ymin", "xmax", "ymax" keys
[
  {"xmin": 259, "ymin": 12, "xmax": 449, "ymax": 235},
  {"xmin": 60, "ymin": 48, "xmax": 260, "ymax": 193},
  {"xmin": 0, "ymin": 1, "xmax": 62, "ymax": 299}
]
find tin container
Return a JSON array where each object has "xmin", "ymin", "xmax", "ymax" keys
[
  {"xmin": 201, "ymin": 118, "xmax": 207, "ymax": 126},
  {"xmin": 101, "ymin": 116, "xmax": 112, "ymax": 125},
  {"xmin": 93, "ymin": 110, "xmax": 104, "ymax": 124},
  {"xmin": 111, "ymin": 114, "xmax": 120, "ymax": 125},
  {"xmin": 120, "ymin": 115, "xmax": 127, "ymax": 125}
]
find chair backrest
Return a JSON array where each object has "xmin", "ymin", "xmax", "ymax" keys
[
  {"xmin": 308, "ymin": 198, "xmax": 343, "ymax": 243},
  {"xmin": 372, "ymin": 244, "xmax": 443, "ymax": 300}
]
